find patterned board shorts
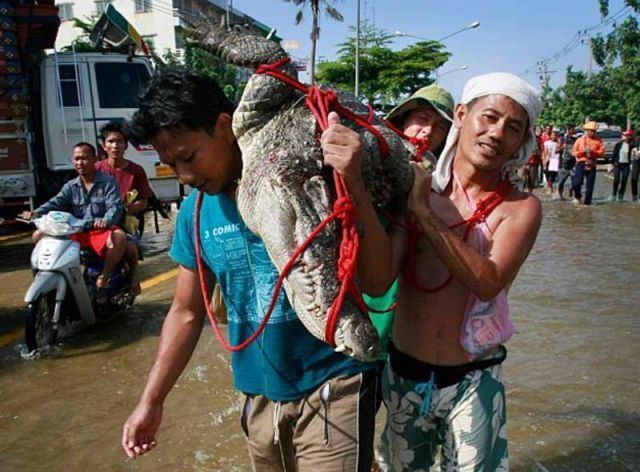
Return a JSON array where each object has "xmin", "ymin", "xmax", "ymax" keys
[{"xmin": 377, "ymin": 357, "xmax": 508, "ymax": 471}]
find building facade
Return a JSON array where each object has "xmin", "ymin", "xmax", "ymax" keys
[{"xmin": 54, "ymin": 0, "xmax": 278, "ymax": 56}]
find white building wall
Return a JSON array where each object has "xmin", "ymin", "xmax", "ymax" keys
[
  {"xmin": 53, "ymin": 0, "xmax": 255, "ymax": 57},
  {"xmin": 54, "ymin": 0, "xmax": 180, "ymax": 55}
]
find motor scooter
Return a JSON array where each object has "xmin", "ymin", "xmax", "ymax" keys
[{"xmin": 20, "ymin": 211, "xmax": 135, "ymax": 353}]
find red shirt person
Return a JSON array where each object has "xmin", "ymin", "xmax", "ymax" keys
[
  {"xmin": 96, "ymin": 122, "xmax": 152, "ymax": 220},
  {"xmin": 96, "ymin": 122, "xmax": 152, "ymax": 295}
]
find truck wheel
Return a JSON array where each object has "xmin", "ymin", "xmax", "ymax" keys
[{"xmin": 25, "ymin": 291, "xmax": 58, "ymax": 352}]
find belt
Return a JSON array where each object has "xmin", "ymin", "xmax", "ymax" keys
[{"xmin": 388, "ymin": 341, "xmax": 507, "ymax": 389}]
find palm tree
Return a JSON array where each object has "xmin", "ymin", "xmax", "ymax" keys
[{"xmin": 284, "ymin": 0, "xmax": 343, "ymax": 84}]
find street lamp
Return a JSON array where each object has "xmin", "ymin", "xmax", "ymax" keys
[
  {"xmin": 395, "ymin": 21, "xmax": 480, "ymax": 43},
  {"xmin": 436, "ymin": 65, "xmax": 468, "ymax": 84}
]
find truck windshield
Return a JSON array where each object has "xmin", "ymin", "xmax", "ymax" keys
[{"xmin": 94, "ymin": 62, "xmax": 151, "ymax": 109}]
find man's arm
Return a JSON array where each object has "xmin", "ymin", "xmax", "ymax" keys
[
  {"xmin": 102, "ymin": 179, "xmax": 124, "ymax": 227},
  {"xmin": 33, "ymin": 182, "xmax": 72, "ymax": 216},
  {"xmin": 320, "ymin": 112, "xmax": 395, "ymax": 296},
  {"xmin": 542, "ymin": 143, "xmax": 550, "ymax": 165},
  {"xmin": 572, "ymin": 137, "xmax": 586, "ymax": 159},
  {"xmin": 409, "ymin": 163, "xmax": 542, "ymax": 301},
  {"xmin": 612, "ymin": 142, "xmax": 621, "ymax": 166},
  {"xmin": 593, "ymin": 139, "xmax": 605, "ymax": 158},
  {"xmin": 127, "ymin": 165, "xmax": 152, "ymax": 214},
  {"xmin": 122, "ymin": 265, "xmax": 212, "ymax": 459},
  {"xmin": 127, "ymin": 198, "xmax": 148, "ymax": 215}
]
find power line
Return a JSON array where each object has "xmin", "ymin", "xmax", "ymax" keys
[{"xmin": 519, "ymin": 5, "xmax": 634, "ymax": 78}]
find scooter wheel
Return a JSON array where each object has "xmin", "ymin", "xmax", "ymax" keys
[{"xmin": 25, "ymin": 291, "xmax": 58, "ymax": 352}]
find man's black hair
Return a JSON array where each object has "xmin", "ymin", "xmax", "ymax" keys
[
  {"xmin": 73, "ymin": 141, "xmax": 96, "ymax": 156},
  {"xmin": 124, "ymin": 67, "xmax": 235, "ymax": 143},
  {"xmin": 100, "ymin": 121, "xmax": 128, "ymax": 144}
]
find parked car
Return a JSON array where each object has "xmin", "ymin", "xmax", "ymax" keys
[{"xmin": 596, "ymin": 128, "xmax": 621, "ymax": 163}]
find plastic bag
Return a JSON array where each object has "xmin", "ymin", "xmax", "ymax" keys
[
  {"xmin": 460, "ymin": 291, "xmax": 516, "ymax": 360},
  {"xmin": 122, "ymin": 190, "xmax": 139, "ymax": 235}
]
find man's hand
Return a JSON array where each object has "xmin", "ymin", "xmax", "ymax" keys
[
  {"xmin": 122, "ymin": 401, "xmax": 163, "ymax": 460},
  {"xmin": 407, "ymin": 161, "xmax": 433, "ymax": 223},
  {"xmin": 608, "ymin": 164, "xmax": 614, "ymax": 174},
  {"xmin": 18, "ymin": 210, "xmax": 33, "ymax": 221},
  {"xmin": 93, "ymin": 219, "xmax": 107, "ymax": 229},
  {"xmin": 320, "ymin": 111, "xmax": 364, "ymax": 188}
]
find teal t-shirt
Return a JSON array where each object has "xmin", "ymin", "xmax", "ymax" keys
[{"xmin": 169, "ymin": 192, "xmax": 372, "ymax": 401}]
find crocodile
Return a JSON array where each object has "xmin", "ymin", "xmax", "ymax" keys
[{"xmin": 189, "ymin": 19, "xmax": 417, "ymax": 362}]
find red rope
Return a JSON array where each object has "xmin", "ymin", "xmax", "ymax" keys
[
  {"xmin": 382, "ymin": 118, "xmax": 430, "ymax": 163},
  {"xmin": 194, "ymin": 56, "xmax": 434, "ymax": 350},
  {"xmin": 258, "ymin": 57, "xmax": 400, "ymax": 345},
  {"xmin": 404, "ymin": 180, "xmax": 513, "ymax": 293},
  {"xmin": 194, "ymin": 188, "xmax": 358, "ymax": 350}
]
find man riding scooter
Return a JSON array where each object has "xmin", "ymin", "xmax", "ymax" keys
[{"xmin": 19, "ymin": 142, "xmax": 126, "ymax": 302}]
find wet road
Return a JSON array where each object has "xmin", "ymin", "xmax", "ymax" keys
[{"xmin": 0, "ymin": 174, "xmax": 639, "ymax": 471}]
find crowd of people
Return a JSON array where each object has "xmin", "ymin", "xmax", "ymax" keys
[{"xmin": 520, "ymin": 122, "xmax": 639, "ymax": 205}]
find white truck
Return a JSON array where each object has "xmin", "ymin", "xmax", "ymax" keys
[{"xmin": 0, "ymin": 50, "xmax": 180, "ymax": 212}]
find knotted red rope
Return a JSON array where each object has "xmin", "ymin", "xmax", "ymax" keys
[
  {"xmin": 404, "ymin": 180, "xmax": 513, "ymax": 293},
  {"xmin": 195, "ymin": 56, "xmax": 409, "ymax": 350},
  {"xmin": 195, "ymin": 188, "xmax": 362, "ymax": 350}
]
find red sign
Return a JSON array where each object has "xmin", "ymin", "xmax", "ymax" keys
[{"xmin": 0, "ymin": 136, "xmax": 29, "ymax": 171}]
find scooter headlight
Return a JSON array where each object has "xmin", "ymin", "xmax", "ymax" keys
[{"xmin": 42, "ymin": 212, "xmax": 71, "ymax": 236}]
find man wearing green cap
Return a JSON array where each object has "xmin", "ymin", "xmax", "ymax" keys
[
  {"xmin": 386, "ymin": 84, "xmax": 455, "ymax": 166},
  {"xmin": 365, "ymin": 84, "xmax": 455, "ymax": 411}
]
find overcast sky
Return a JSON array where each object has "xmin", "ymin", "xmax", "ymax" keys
[{"xmin": 231, "ymin": 0, "xmax": 632, "ymax": 99}]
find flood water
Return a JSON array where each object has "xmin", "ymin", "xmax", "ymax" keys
[{"xmin": 0, "ymin": 174, "xmax": 638, "ymax": 471}]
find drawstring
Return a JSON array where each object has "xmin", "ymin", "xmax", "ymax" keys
[
  {"xmin": 273, "ymin": 401, "xmax": 281, "ymax": 445},
  {"xmin": 320, "ymin": 383, "xmax": 331, "ymax": 446},
  {"xmin": 414, "ymin": 371, "xmax": 435, "ymax": 416}
]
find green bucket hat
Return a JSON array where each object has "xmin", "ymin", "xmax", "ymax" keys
[{"xmin": 386, "ymin": 84, "xmax": 454, "ymax": 125}]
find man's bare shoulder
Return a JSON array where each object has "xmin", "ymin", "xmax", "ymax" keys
[
  {"xmin": 506, "ymin": 187, "xmax": 541, "ymax": 209},
  {"xmin": 502, "ymin": 187, "xmax": 542, "ymax": 227}
]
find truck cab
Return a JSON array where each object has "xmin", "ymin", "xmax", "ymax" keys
[{"xmin": 39, "ymin": 51, "xmax": 179, "ymax": 203}]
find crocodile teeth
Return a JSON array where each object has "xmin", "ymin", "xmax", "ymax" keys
[{"xmin": 306, "ymin": 302, "xmax": 320, "ymax": 313}]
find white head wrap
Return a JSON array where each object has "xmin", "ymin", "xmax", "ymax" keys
[{"xmin": 431, "ymin": 72, "xmax": 542, "ymax": 193}]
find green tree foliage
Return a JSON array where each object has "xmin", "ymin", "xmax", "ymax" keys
[
  {"xmin": 538, "ymin": 66, "xmax": 626, "ymax": 126},
  {"xmin": 542, "ymin": 1, "xmax": 640, "ymax": 128},
  {"xmin": 65, "ymin": 15, "xmax": 101, "ymax": 52},
  {"xmin": 181, "ymin": 41, "xmax": 239, "ymax": 102},
  {"xmin": 316, "ymin": 20, "xmax": 449, "ymax": 111},
  {"xmin": 379, "ymin": 41, "xmax": 450, "ymax": 103}
]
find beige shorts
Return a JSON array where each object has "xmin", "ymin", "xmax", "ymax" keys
[{"xmin": 240, "ymin": 370, "xmax": 377, "ymax": 472}]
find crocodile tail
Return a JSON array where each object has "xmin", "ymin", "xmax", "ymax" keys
[{"xmin": 187, "ymin": 17, "xmax": 287, "ymax": 68}]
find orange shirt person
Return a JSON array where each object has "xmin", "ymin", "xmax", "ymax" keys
[
  {"xmin": 571, "ymin": 121, "xmax": 604, "ymax": 205},
  {"xmin": 572, "ymin": 126, "xmax": 604, "ymax": 165}
]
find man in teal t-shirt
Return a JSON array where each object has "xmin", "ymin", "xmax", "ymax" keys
[
  {"xmin": 121, "ymin": 68, "xmax": 376, "ymax": 470},
  {"xmin": 365, "ymin": 84, "xmax": 455, "ymax": 365}
]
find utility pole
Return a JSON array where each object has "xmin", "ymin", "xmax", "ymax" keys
[
  {"xmin": 225, "ymin": 0, "xmax": 231, "ymax": 30},
  {"xmin": 536, "ymin": 61, "xmax": 556, "ymax": 91},
  {"xmin": 588, "ymin": 34, "xmax": 593, "ymax": 79},
  {"xmin": 355, "ymin": 0, "xmax": 360, "ymax": 98}
]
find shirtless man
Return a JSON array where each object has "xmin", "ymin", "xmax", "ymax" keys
[{"xmin": 322, "ymin": 73, "xmax": 542, "ymax": 470}]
